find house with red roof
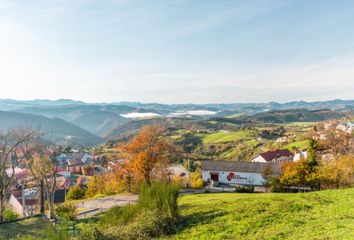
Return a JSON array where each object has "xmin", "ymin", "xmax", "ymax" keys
[{"xmin": 251, "ymin": 149, "xmax": 294, "ymax": 163}]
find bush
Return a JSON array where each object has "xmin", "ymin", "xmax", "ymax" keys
[
  {"xmin": 234, "ymin": 185, "xmax": 254, "ymax": 193},
  {"xmin": 104, "ymin": 209, "xmax": 172, "ymax": 240},
  {"xmin": 97, "ymin": 182, "xmax": 180, "ymax": 239},
  {"xmin": 5, "ymin": 208, "xmax": 19, "ymax": 221},
  {"xmin": 99, "ymin": 205, "xmax": 140, "ymax": 227},
  {"xmin": 78, "ymin": 227, "xmax": 106, "ymax": 240},
  {"xmin": 66, "ymin": 185, "xmax": 86, "ymax": 200},
  {"xmin": 138, "ymin": 182, "xmax": 179, "ymax": 220},
  {"xmin": 190, "ymin": 172, "xmax": 204, "ymax": 188},
  {"xmin": 55, "ymin": 204, "xmax": 77, "ymax": 221},
  {"xmin": 270, "ymin": 176, "xmax": 284, "ymax": 192}
]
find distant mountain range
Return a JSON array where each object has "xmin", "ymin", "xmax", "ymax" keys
[{"xmin": 0, "ymin": 99, "xmax": 352, "ymax": 146}]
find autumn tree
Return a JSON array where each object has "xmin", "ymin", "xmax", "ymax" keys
[
  {"xmin": 119, "ymin": 125, "xmax": 178, "ymax": 186},
  {"xmin": 280, "ymin": 159, "xmax": 320, "ymax": 190},
  {"xmin": 0, "ymin": 128, "xmax": 40, "ymax": 222},
  {"xmin": 318, "ymin": 155, "xmax": 354, "ymax": 188}
]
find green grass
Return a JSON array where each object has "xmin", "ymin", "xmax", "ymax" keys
[
  {"xmin": 284, "ymin": 140, "xmax": 310, "ymax": 150},
  {"xmin": 0, "ymin": 215, "xmax": 47, "ymax": 240},
  {"xmin": 201, "ymin": 130, "xmax": 253, "ymax": 144},
  {"xmin": 159, "ymin": 188, "xmax": 354, "ymax": 240},
  {"xmin": 243, "ymin": 139, "xmax": 259, "ymax": 147},
  {"xmin": 285, "ymin": 122, "xmax": 315, "ymax": 128},
  {"xmin": 225, "ymin": 113, "xmax": 244, "ymax": 118}
]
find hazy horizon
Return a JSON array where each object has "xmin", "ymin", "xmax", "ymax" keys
[
  {"xmin": 1, "ymin": 0, "xmax": 354, "ymax": 103},
  {"xmin": 0, "ymin": 97, "xmax": 353, "ymax": 105}
]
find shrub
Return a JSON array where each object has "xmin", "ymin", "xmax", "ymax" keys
[
  {"xmin": 190, "ymin": 172, "xmax": 204, "ymax": 188},
  {"xmin": 234, "ymin": 185, "xmax": 254, "ymax": 193},
  {"xmin": 99, "ymin": 205, "xmax": 140, "ymax": 227},
  {"xmin": 104, "ymin": 209, "xmax": 172, "ymax": 240},
  {"xmin": 66, "ymin": 185, "xmax": 86, "ymax": 200},
  {"xmin": 78, "ymin": 227, "xmax": 106, "ymax": 240},
  {"xmin": 98, "ymin": 182, "xmax": 180, "ymax": 239},
  {"xmin": 270, "ymin": 176, "xmax": 284, "ymax": 192},
  {"xmin": 138, "ymin": 182, "xmax": 179, "ymax": 220},
  {"xmin": 55, "ymin": 204, "xmax": 77, "ymax": 221},
  {"xmin": 5, "ymin": 208, "xmax": 19, "ymax": 221}
]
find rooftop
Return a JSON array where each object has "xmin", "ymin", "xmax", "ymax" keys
[{"xmin": 202, "ymin": 160, "xmax": 281, "ymax": 174}]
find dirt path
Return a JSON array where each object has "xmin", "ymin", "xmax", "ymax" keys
[{"xmin": 76, "ymin": 194, "xmax": 138, "ymax": 219}]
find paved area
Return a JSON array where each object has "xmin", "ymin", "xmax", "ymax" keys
[{"xmin": 76, "ymin": 194, "xmax": 138, "ymax": 219}]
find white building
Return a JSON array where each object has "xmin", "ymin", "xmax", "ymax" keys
[
  {"xmin": 251, "ymin": 149, "xmax": 294, "ymax": 163},
  {"xmin": 294, "ymin": 150, "xmax": 308, "ymax": 162},
  {"xmin": 201, "ymin": 160, "xmax": 281, "ymax": 186}
]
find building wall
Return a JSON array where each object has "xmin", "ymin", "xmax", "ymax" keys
[
  {"xmin": 202, "ymin": 170, "xmax": 266, "ymax": 186},
  {"xmin": 8, "ymin": 194, "xmax": 23, "ymax": 216},
  {"xmin": 251, "ymin": 156, "xmax": 267, "ymax": 162},
  {"xmin": 252, "ymin": 155, "xmax": 293, "ymax": 163}
]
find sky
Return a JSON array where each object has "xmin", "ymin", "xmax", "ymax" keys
[{"xmin": 0, "ymin": 0, "xmax": 353, "ymax": 104}]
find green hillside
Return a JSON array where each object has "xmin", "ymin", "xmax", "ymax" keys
[
  {"xmin": 200, "ymin": 130, "xmax": 254, "ymax": 144},
  {"xmin": 161, "ymin": 188, "xmax": 354, "ymax": 240}
]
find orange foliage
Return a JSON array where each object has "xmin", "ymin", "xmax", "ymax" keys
[{"xmin": 119, "ymin": 125, "xmax": 177, "ymax": 186}]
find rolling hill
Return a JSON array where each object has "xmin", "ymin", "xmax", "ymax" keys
[
  {"xmin": 215, "ymin": 109, "xmax": 348, "ymax": 124},
  {"xmin": 0, "ymin": 111, "xmax": 102, "ymax": 146},
  {"xmin": 73, "ymin": 111, "xmax": 129, "ymax": 136}
]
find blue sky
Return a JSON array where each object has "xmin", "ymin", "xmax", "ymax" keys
[{"xmin": 0, "ymin": 0, "xmax": 353, "ymax": 103}]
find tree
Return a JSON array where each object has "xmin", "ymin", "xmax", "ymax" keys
[
  {"xmin": 318, "ymin": 155, "xmax": 354, "ymax": 188},
  {"xmin": 28, "ymin": 152, "xmax": 60, "ymax": 219},
  {"xmin": 316, "ymin": 125, "xmax": 352, "ymax": 156},
  {"xmin": 262, "ymin": 165, "xmax": 274, "ymax": 192},
  {"xmin": 0, "ymin": 128, "xmax": 40, "ymax": 222},
  {"xmin": 66, "ymin": 185, "xmax": 86, "ymax": 200},
  {"xmin": 119, "ymin": 125, "xmax": 177, "ymax": 186},
  {"xmin": 280, "ymin": 159, "xmax": 320, "ymax": 190},
  {"xmin": 190, "ymin": 172, "xmax": 203, "ymax": 188}
]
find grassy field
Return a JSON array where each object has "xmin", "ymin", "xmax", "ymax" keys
[
  {"xmin": 0, "ymin": 215, "xmax": 47, "ymax": 240},
  {"xmin": 201, "ymin": 130, "xmax": 253, "ymax": 144},
  {"xmin": 284, "ymin": 139, "xmax": 310, "ymax": 150},
  {"xmin": 160, "ymin": 188, "xmax": 354, "ymax": 240}
]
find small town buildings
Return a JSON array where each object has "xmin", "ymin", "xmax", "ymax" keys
[
  {"xmin": 201, "ymin": 160, "xmax": 281, "ymax": 186},
  {"xmin": 337, "ymin": 122, "xmax": 354, "ymax": 134},
  {"xmin": 251, "ymin": 149, "xmax": 294, "ymax": 163}
]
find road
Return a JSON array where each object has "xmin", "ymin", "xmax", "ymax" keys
[{"xmin": 76, "ymin": 194, "xmax": 138, "ymax": 219}]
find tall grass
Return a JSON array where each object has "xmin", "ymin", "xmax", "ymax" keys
[
  {"xmin": 97, "ymin": 182, "xmax": 180, "ymax": 239},
  {"xmin": 138, "ymin": 182, "xmax": 179, "ymax": 220}
]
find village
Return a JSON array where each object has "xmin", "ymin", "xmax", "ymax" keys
[{"xmin": 3, "ymin": 118, "xmax": 352, "ymax": 222}]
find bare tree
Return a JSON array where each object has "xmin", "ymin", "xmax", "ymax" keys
[
  {"xmin": 0, "ymin": 128, "xmax": 40, "ymax": 222},
  {"xmin": 27, "ymin": 151, "xmax": 59, "ymax": 219}
]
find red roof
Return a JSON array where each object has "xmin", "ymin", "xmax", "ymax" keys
[
  {"xmin": 260, "ymin": 149, "xmax": 293, "ymax": 162},
  {"xmin": 76, "ymin": 176, "xmax": 89, "ymax": 186}
]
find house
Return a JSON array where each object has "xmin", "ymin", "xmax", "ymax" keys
[
  {"xmin": 8, "ymin": 188, "xmax": 38, "ymax": 217},
  {"xmin": 54, "ymin": 176, "xmax": 71, "ymax": 202},
  {"xmin": 167, "ymin": 164, "xmax": 189, "ymax": 178},
  {"xmin": 201, "ymin": 160, "xmax": 281, "ymax": 186},
  {"xmin": 294, "ymin": 150, "xmax": 308, "ymax": 161},
  {"xmin": 6, "ymin": 167, "xmax": 28, "ymax": 184},
  {"xmin": 251, "ymin": 149, "xmax": 294, "ymax": 163},
  {"xmin": 67, "ymin": 158, "xmax": 83, "ymax": 174}
]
